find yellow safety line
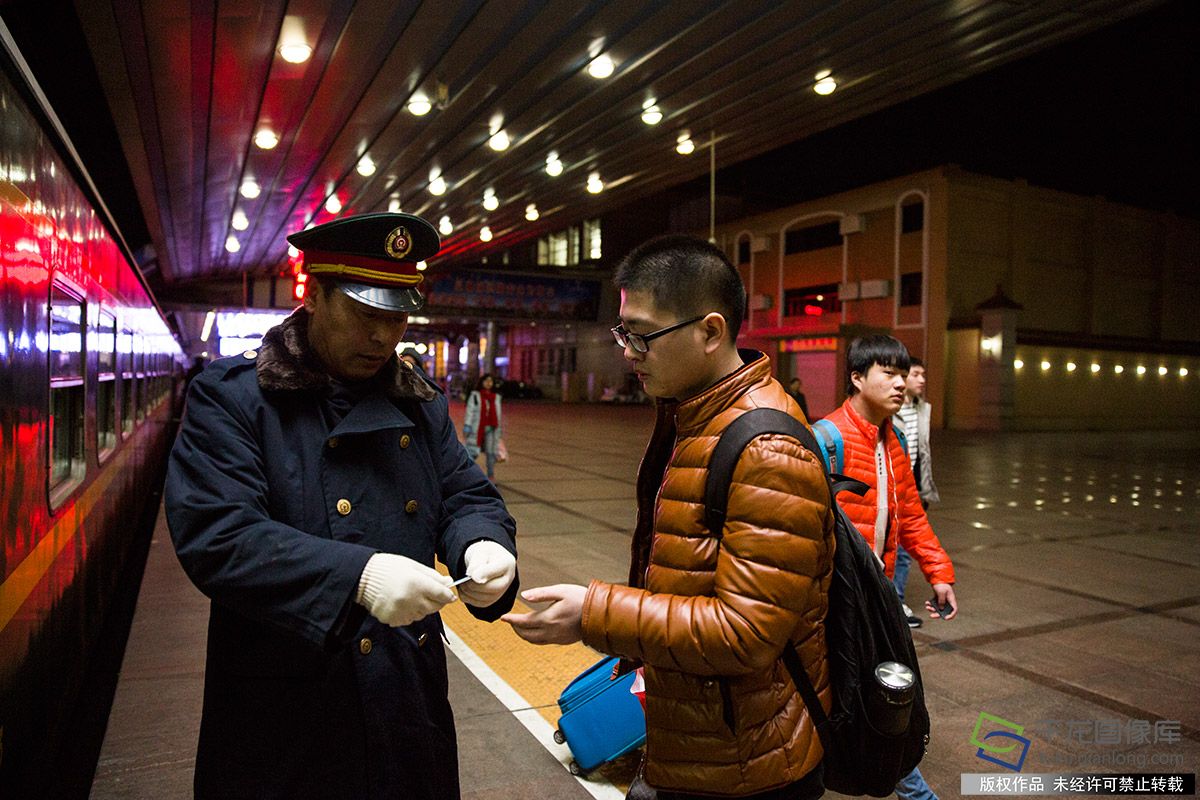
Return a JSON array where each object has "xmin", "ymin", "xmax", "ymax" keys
[{"xmin": 437, "ymin": 568, "xmax": 601, "ymax": 726}]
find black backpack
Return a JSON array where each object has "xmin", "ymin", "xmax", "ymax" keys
[{"xmin": 704, "ymin": 408, "xmax": 930, "ymax": 798}]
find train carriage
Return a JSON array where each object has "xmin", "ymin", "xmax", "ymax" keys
[{"xmin": 0, "ymin": 29, "xmax": 183, "ymax": 797}]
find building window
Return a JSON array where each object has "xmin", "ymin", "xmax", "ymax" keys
[
  {"xmin": 737, "ymin": 238, "xmax": 751, "ymax": 265},
  {"xmin": 49, "ymin": 284, "xmax": 86, "ymax": 501},
  {"xmin": 784, "ymin": 221, "xmax": 841, "ymax": 254},
  {"xmin": 899, "ymin": 272, "xmax": 923, "ymax": 306},
  {"xmin": 95, "ymin": 310, "xmax": 117, "ymax": 458},
  {"xmin": 783, "ymin": 283, "xmax": 841, "ymax": 318},
  {"xmin": 901, "ymin": 201, "xmax": 924, "ymax": 234},
  {"xmin": 583, "ymin": 218, "xmax": 602, "ymax": 261},
  {"xmin": 538, "ymin": 225, "xmax": 583, "ymax": 266}
]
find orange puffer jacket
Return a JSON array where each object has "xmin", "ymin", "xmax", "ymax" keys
[
  {"xmin": 581, "ymin": 352, "xmax": 835, "ymax": 797},
  {"xmin": 821, "ymin": 399, "xmax": 955, "ymax": 585}
]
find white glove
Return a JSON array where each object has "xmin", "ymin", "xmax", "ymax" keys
[
  {"xmin": 356, "ymin": 553, "xmax": 456, "ymax": 627},
  {"xmin": 459, "ymin": 541, "xmax": 517, "ymax": 607}
]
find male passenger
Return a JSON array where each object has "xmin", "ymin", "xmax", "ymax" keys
[
  {"xmin": 166, "ymin": 213, "xmax": 518, "ymax": 800},
  {"xmin": 819, "ymin": 334, "xmax": 957, "ymax": 800},
  {"xmin": 505, "ymin": 236, "xmax": 834, "ymax": 800},
  {"xmin": 891, "ymin": 357, "xmax": 941, "ymax": 627}
]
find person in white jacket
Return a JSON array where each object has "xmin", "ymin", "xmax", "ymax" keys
[
  {"xmin": 892, "ymin": 357, "xmax": 940, "ymax": 628},
  {"xmin": 463, "ymin": 373, "xmax": 503, "ymax": 479}
]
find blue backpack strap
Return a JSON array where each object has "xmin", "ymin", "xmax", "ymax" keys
[
  {"xmin": 891, "ymin": 421, "xmax": 909, "ymax": 461},
  {"xmin": 811, "ymin": 419, "xmax": 843, "ymax": 474}
]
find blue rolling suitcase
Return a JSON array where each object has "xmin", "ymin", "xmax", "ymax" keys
[{"xmin": 553, "ymin": 656, "xmax": 646, "ymax": 775}]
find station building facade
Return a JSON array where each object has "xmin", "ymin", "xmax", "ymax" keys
[{"xmin": 709, "ymin": 165, "xmax": 1199, "ymax": 431}]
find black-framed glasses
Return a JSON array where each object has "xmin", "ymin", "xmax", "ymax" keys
[{"xmin": 611, "ymin": 316, "xmax": 704, "ymax": 354}]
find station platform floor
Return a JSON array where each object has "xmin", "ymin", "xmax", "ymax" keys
[{"xmin": 89, "ymin": 401, "xmax": 1200, "ymax": 799}]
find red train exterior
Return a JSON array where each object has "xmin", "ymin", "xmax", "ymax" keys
[{"xmin": 0, "ymin": 34, "xmax": 183, "ymax": 795}]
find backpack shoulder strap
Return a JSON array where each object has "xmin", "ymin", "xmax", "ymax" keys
[
  {"xmin": 704, "ymin": 408, "xmax": 808, "ymax": 541},
  {"xmin": 891, "ymin": 421, "xmax": 909, "ymax": 459},
  {"xmin": 811, "ymin": 418, "xmax": 843, "ymax": 474}
]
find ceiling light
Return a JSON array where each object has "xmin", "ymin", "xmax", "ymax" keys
[
  {"xmin": 1113, "ymin": 364, "xmax": 1124, "ymax": 374},
  {"xmin": 240, "ymin": 178, "xmax": 260, "ymax": 199},
  {"xmin": 1181, "ymin": 367, "xmax": 1190, "ymax": 377},
  {"xmin": 416, "ymin": 261, "xmax": 427, "ymax": 271},
  {"xmin": 408, "ymin": 93, "xmax": 432, "ymax": 116},
  {"xmin": 586, "ymin": 171, "xmax": 603, "ymax": 194},
  {"xmin": 480, "ymin": 226, "xmax": 493, "ymax": 242},
  {"xmin": 254, "ymin": 128, "xmax": 279, "ymax": 149},
  {"xmin": 388, "ymin": 198, "xmax": 401, "ymax": 213},
  {"xmin": 324, "ymin": 194, "xmax": 342, "ymax": 214},
  {"xmin": 641, "ymin": 105, "xmax": 662, "ymax": 125},
  {"xmin": 1158, "ymin": 366, "xmax": 1168, "ymax": 376},
  {"xmin": 813, "ymin": 70, "xmax": 837, "ymax": 95},
  {"xmin": 488, "ymin": 130, "xmax": 510, "ymax": 151},
  {"xmin": 1040, "ymin": 360, "xmax": 1051, "ymax": 371},
  {"xmin": 225, "ymin": 236, "xmax": 240, "ymax": 253},
  {"xmin": 482, "ymin": 190, "xmax": 499, "ymax": 211},
  {"xmin": 676, "ymin": 133, "xmax": 695, "ymax": 155},
  {"xmin": 1013, "ymin": 359, "xmax": 1024, "ymax": 370},
  {"xmin": 231, "ymin": 209, "xmax": 249, "ymax": 230},
  {"xmin": 545, "ymin": 152, "xmax": 563, "ymax": 177},
  {"xmin": 429, "ymin": 175, "xmax": 447, "ymax": 195},
  {"xmin": 587, "ymin": 54, "xmax": 615, "ymax": 79},
  {"xmin": 278, "ymin": 42, "xmax": 312, "ymax": 64},
  {"xmin": 525, "ymin": 203, "xmax": 539, "ymax": 221},
  {"xmin": 356, "ymin": 155, "xmax": 376, "ymax": 177},
  {"xmin": 1136, "ymin": 365, "xmax": 1147, "ymax": 375},
  {"xmin": 1066, "ymin": 362, "xmax": 1077, "ymax": 372},
  {"xmin": 438, "ymin": 216, "xmax": 452, "ymax": 236},
  {"xmin": 1090, "ymin": 363, "xmax": 1101, "ymax": 373}
]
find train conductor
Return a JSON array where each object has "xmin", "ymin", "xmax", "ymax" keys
[{"xmin": 165, "ymin": 212, "xmax": 518, "ymax": 800}]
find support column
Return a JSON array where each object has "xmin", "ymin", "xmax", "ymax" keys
[{"xmin": 975, "ymin": 285, "xmax": 1023, "ymax": 431}]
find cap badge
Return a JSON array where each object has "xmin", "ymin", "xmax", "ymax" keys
[{"xmin": 384, "ymin": 226, "xmax": 413, "ymax": 259}]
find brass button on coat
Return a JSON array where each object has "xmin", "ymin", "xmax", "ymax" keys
[
  {"xmin": 399, "ymin": 434, "xmax": 411, "ymax": 449},
  {"xmin": 328, "ymin": 437, "xmax": 339, "ymax": 448},
  {"xmin": 336, "ymin": 498, "xmax": 352, "ymax": 515},
  {"xmin": 405, "ymin": 500, "xmax": 418, "ymax": 514},
  {"xmin": 417, "ymin": 632, "xmax": 429, "ymax": 646},
  {"xmin": 359, "ymin": 638, "xmax": 373, "ymax": 655}
]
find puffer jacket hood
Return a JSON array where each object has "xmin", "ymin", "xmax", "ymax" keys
[
  {"xmin": 823, "ymin": 399, "xmax": 954, "ymax": 585},
  {"xmin": 581, "ymin": 350, "xmax": 834, "ymax": 796}
]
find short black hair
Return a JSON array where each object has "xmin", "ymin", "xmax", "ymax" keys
[
  {"xmin": 476, "ymin": 373, "xmax": 495, "ymax": 392},
  {"xmin": 613, "ymin": 235, "xmax": 745, "ymax": 342},
  {"xmin": 909, "ymin": 356, "xmax": 925, "ymax": 370},
  {"xmin": 845, "ymin": 335, "xmax": 911, "ymax": 395}
]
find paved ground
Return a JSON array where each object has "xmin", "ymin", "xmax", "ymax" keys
[{"xmin": 92, "ymin": 400, "xmax": 1200, "ymax": 798}]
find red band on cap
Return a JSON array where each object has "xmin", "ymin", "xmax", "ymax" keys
[{"xmin": 302, "ymin": 249, "xmax": 423, "ymax": 287}]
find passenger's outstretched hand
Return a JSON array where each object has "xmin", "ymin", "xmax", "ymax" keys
[{"xmin": 502, "ymin": 584, "xmax": 586, "ymax": 645}]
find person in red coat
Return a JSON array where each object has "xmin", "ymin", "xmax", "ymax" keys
[{"xmin": 820, "ymin": 334, "xmax": 957, "ymax": 800}]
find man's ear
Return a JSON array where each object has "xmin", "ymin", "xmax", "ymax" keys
[
  {"xmin": 700, "ymin": 312, "xmax": 728, "ymax": 354},
  {"xmin": 849, "ymin": 369, "xmax": 865, "ymax": 393},
  {"xmin": 302, "ymin": 284, "xmax": 319, "ymax": 313}
]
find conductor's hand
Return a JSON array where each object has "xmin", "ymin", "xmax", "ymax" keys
[
  {"xmin": 459, "ymin": 541, "xmax": 517, "ymax": 607},
  {"xmin": 356, "ymin": 553, "xmax": 456, "ymax": 627},
  {"xmin": 502, "ymin": 584, "xmax": 586, "ymax": 645}
]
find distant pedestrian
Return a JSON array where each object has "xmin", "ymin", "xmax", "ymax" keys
[
  {"xmin": 892, "ymin": 357, "xmax": 941, "ymax": 629},
  {"xmin": 464, "ymin": 373, "xmax": 503, "ymax": 479},
  {"xmin": 787, "ymin": 376, "xmax": 810, "ymax": 420}
]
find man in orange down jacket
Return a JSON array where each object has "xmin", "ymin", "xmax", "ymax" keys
[
  {"xmin": 504, "ymin": 235, "xmax": 835, "ymax": 800},
  {"xmin": 819, "ymin": 333, "xmax": 958, "ymax": 800}
]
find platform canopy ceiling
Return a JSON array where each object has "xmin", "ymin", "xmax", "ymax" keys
[{"xmin": 71, "ymin": 0, "xmax": 1157, "ymax": 284}]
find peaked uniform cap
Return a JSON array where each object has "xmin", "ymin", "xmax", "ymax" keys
[{"xmin": 286, "ymin": 212, "xmax": 440, "ymax": 312}]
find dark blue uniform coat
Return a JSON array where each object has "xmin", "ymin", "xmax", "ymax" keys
[{"xmin": 165, "ymin": 310, "xmax": 517, "ymax": 800}]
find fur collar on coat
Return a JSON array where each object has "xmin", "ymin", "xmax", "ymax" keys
[{"xmin": 255, "ymin": 307, "xmax": 437, "ymax": 402}]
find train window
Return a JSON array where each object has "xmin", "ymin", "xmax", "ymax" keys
[
  {"xmin": 96, "ymin": 310, "xmax": 117, "ymax": 459},
  {"xmin": 135, "ymin": 336, "xmax": 146, "ymax": 422},
  {"xmin": 120, "ymin": 326, "xmax": 135, "ymax": 436},
  {"xmin": 49, "ymin": 284, "xmax": 86, "ymax": 503}
]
